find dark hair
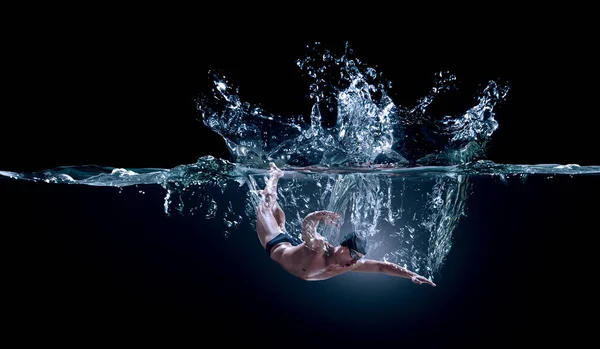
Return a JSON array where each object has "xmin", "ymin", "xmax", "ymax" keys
[{"xmin": 339, "ymin": 231, "xmax": 368, "ymax": 255}]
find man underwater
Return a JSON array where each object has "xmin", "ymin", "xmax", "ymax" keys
[{"xmin": 255, "ymin": 162, "xmax": 435, "ymax": 286}]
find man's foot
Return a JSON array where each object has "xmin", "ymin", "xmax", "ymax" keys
[
  {"xmin": 263, "ymin": 162, "xmax": 283, "ymax": 197},
  {"xmin": 269, "ymin": 162, "xmax": 284, "ymax": 180}
]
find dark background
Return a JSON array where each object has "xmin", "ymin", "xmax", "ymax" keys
[
  {"xmin": 2, "ymin": 20, "xmax": 599, "ymax": 346},
  {"xmin": 3, "ymin": 31, "xmax": 598, "ymax": 171}
]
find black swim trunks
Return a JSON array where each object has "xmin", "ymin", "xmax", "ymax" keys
[{"xmin": 265, "ymin": 232, "xmax": 303, "ymax": 255}]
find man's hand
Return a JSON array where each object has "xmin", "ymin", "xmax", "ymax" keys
[
  {"xmin": 305, "ymin": 210, "xmax": 341, "ymax": 227},
  {"xmin": 317, "ymin": 211, "xmax": 341, "ymax": 227},
  {"xmin": 411, "ymin": 274, "xmax": 436, "ymax": 287},
  {"xmin": 302, "ymin": 210, "xmax": 342, "ymax": 249}
]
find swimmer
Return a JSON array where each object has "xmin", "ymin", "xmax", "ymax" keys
[{"xmin": 255, "ymin": 162, "xmax": 435, "ymax": 285}]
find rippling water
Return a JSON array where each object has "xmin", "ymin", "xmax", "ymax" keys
[{"xmin": 2, "ymin": 157, "xmax": 598, "ymax": 280}]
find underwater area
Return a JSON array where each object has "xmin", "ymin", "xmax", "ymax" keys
[{"xmin": 2, "ymin": 38, "xmax": 598, "ymax": 345}]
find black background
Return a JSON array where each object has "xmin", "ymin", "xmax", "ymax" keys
[
  {"xmin": 3, "ymin": 29, "xmax": 598, "ymax": 171},
  {"xmin": 2, "ymin": 15, "xmax": 599, "ymax": 347}
]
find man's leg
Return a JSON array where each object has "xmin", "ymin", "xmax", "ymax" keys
[
  {"xmin": 255, "ymin": 163, "xmax": 287, "ymax": 248},
  {"xmin": 264, "ymin": 162, "xmax": 286, "ymax": 231}
]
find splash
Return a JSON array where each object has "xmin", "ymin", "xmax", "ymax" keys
[
  {"xmin": 2, "ymin": 42, "xmax": 599, "ymax": 281},
  {"xmin": 197, "ymin": 42, "xmax": 509, "ymax": 167}
]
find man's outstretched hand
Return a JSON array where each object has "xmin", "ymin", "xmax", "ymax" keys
[{"xmin": 411, "ymin": 274, "xmax": 436, "ymax": 287}]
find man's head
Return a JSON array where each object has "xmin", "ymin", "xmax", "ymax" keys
[{"xmin": 338, "ymin": 231, "xmax": 368, "ymax": 265}]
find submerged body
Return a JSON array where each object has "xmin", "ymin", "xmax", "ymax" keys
[{"xmin": 256, "ymin": 162, "xmax": 435, "ymax": 285}]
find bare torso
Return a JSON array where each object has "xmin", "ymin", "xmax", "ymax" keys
[{"xmin": 268, "ymin": 237, "xmax": 359, "ymax": 281}]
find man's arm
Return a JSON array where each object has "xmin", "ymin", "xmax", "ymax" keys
[
  {"xmin": 301, "ymin": 210, "xmax": 340, "ymax": 251},
  {"xmin": 352, "ymin": 259, "xmax": 436, "ymax": 286}
]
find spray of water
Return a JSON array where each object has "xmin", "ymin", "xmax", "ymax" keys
[{"xmin": 196, "ymin": 42, "xmax": 509, "ymax": 168}]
